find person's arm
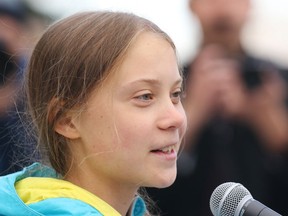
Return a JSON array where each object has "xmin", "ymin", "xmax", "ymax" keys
[
  {"xmin": 245, "ymin": 71, "xmax": 288, "ymax": 152},
  {"xmin": 183, "ymin": 45, "xmax": 241, "ymax": 149}
]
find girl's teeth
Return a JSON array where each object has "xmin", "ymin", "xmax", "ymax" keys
[{"xmin": 161, "ymin": 146, "xmax": 174, "ymax": 153}]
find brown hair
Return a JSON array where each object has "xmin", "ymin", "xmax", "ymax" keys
[{"xmin": 26, "ymin": 11, "xmax": 176, "ymax": 177}]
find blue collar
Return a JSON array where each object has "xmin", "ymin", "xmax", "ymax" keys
[{"xmin": 130, "ymin": 195, "xmax": 147, "ymax": 216}]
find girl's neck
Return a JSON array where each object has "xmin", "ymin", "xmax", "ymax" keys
[{"xmin": 65, "ymin": 166, "xmax": 138, "ymax": 216}]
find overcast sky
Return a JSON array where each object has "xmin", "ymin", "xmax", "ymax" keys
[{"xmin": 27, "ymin": 0, "xmax": 288, "ymax": 66}]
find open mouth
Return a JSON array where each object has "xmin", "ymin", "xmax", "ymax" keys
[{"xmin": 151, "ymin": 145, "xmax": 176, "ymax": 154}]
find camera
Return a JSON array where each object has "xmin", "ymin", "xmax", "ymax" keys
[{"xmin": 240, "ymin": 56, "xmax": 273, "ymax": 90}]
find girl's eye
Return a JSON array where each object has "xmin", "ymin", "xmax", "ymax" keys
[
  {"xmin": 136, "ymin": 93, "xmax": 153, "ymax": 101},
  {"xmin": 172, "ymin": 91, "xmax": 182, "ymax": 98},
  {"xmin": 132, "ymin": 89, "xmax": 155, "ymax": 106},
  {"xmin": 171, "ymin": 90, "xmax": 182, "ymax": 104}
]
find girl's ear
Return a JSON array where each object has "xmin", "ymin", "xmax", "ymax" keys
[
  {"xmin": 49, "ymin": 98, "xmax": 80, "ymax": 139},
  {"xmin": 54, "ymin": 113, "xmax": 80, "ymax": 139}
]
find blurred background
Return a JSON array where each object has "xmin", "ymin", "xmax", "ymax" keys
[{"xmin": 23, "ymin": 0, "xmax": 288, "ymax": 67}]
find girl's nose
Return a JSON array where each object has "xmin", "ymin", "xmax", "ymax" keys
[{"xmin": 157, "ymin": 103, "xmax": 187, "ymax": 131}]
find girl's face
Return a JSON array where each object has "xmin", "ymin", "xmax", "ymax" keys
[{"xmin": 70, "ymin": 32, "xmax": 187, "ymax": 190}]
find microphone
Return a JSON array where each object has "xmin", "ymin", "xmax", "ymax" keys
[{"xmin": 209, "ymin": 182, "xmax": 282, "ymax": 216}]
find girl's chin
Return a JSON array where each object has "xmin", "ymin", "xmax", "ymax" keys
[
  {"xmin": 157, "ymin": 180, "xmax": 175, "ymax": 189},
  {"xmin": 148, "ymin": 174, "xmax": 177, "ymax": 189}
]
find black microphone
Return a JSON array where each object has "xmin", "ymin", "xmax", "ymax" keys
[{"xmin": 209, "ymin": 182, "xmax": 282, "ymax": 216}]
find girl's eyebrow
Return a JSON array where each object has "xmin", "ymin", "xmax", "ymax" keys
[
  {"xmin": 123, "ymin": 77, "xmax": 183, "ymax": 89},
  {"xmin": 125, "ymin": 79, "xmax": 161, "ymax": 88}
]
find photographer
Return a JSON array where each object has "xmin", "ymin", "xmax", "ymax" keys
[
  {"xmin": 147, "ymin": 0, "xmax": 288, "ymax": 215},
  {"xmin": 0, "ymin": 0, "xmax": 34, "ymax": 175}
]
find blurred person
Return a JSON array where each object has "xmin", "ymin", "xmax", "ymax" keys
[
  {"xmin": 0, "ymin": 0, "xmax": 36, "ymax": 175},
  {"xmin": 147, "ymin": 0, "xmax": 288, "ymax": 215}
]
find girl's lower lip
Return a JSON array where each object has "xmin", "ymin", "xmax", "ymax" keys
[{"xmin": 150, "ymin": 149, "xmax": 177, "ymax": 160}]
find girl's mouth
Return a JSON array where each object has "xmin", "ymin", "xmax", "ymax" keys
[{"xmin": 151, "ymin": 145, "xmax": 176, "ymax": 154}]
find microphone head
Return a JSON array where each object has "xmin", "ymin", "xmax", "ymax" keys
[{"xmin": 209, "ymin": 182, "xmax": 252, "ymax": 216}]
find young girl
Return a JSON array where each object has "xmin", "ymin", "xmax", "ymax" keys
[{"xmin": 0, "ymin": 11, "xmax": 187, "ymax": 215}]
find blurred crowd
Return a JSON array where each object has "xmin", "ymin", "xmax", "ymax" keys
[{"xmin": 0, "ymin": 0, "xmax": 51, "ymax": 175}]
